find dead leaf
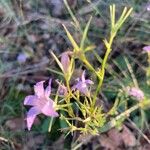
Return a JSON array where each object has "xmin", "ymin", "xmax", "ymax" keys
[
  {"xmin": 48, "ymin": 0, "xmax": 64, "ymax": 17},
  {"xmin": 141, "ymin": 144, "xmax": 150, "ymax": 150},
  {"xmin": 23, "ymin": 134, "xmax": 45, "ymax": 150},
  {"xmin": 5, "ymin": 117, "xmax": 25, "ymax": 131},
  {"xmin": 5, "ymin": 117, "xmax": 40, "ymax": 131},
  {"xmin": 99, "ymin": 134, "xmax": 120, "ymax": 150},
  {"xmin": 121, "ymin": 125, "xmax": 137, "ymax": 147},
  {"xmin": 108, "ymin": 128, "xmax": 123, "ymax": 147}
]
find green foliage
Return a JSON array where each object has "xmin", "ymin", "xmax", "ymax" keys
[{"xmin": 50, "ymin": 4, "xmax": 149, "ymax": 137}]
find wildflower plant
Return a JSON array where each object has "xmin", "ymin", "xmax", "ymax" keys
[{"xmin": 24, "ymin": 4, "xmax": 150, "ymax": 142}]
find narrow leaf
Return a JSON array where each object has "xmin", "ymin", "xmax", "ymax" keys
[
  {"xmin": 51, "ymin": 51, "xmax": 64, "ymax": 72},
  {"xmin": 62, "ymin": 24, "xmax": 80, "ymax": 52},
  {"xmin": 80, "ymin": 16, "xmax": 92, "ymax": 50}
]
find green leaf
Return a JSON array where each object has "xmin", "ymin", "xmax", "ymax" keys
[
  {"xmin": 41, "ymin": 118, "xmax": 54, "ymax": 132},
  {"xmin": 47, "ymin": 68, "xmax": 64, "ymax": 76},
  {"xmin": 51, "ymin": 51, "xmax": 64, "ymax": 72},
  {"xmin": 80, "ymin": 16, "xmax": 92, "ymax": 50},
  {"xmin": 62, "ymin": 24, "xmax": 80, "ymax": 52},
  {"xmin": 84, "ymin": 45, "xmax": 95, "ymax": 52}
]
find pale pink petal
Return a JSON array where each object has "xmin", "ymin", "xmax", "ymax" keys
[
  {"xmin": 24, "ymin": 95, "xmax": 37, "ymax": 106},
  {"xmin": 128, "ymin": 87, "xmax": 144, "ymax": 100},
  {"xmin": 17, "ymin": 53, "xmax": 27, "ymax": 63},
  {"xmin": 61, "ymin": 52, "xmax": 70, "ymax": 72},
  {"xmin": 56, "ymin": 80, "xmax": 67, "ymax": 95},
  {"xmin": 34, "ymin": 81, "xmax": 45, "ymax": 97},
  {"xmin": 45, "ymin": 79, "xmax": 52, "ymax": 98},
  {"xmin": 147, "ymin": 4, "xmax": 150, "ymax": 11},
  {"xmin": 85, "ymin": 79, "xmax": 94, "ymax": 85},
  {"xmin": 143, "ymin": 46, "xmax": 150, "ymax": 52},
  {"xmin": 58, "ymin": 84, "xmax": 67, "ymax": 96},
  {"xmin": 75, "ymin": 78, "xmax": 80, "ymax": 82},
  {"xmin": 26, "ymin": 107, "xmax": 40, "ymax": 130},
  {"xmin": 81, "ymin": 71, "xmax": 86, "ymax": 82},
  {"xmin": 41, "ymin": 101, "xmax": 59, "ymax": 117},
  {"xmin": 78, "ymin": 87, "xmax": 89, "ymax": 96},
  {"xmin": 71, "ymin": 84, "xmax": 76, "ymax": 91},
  {"xmin": 74, "ymin": 82, "xmax": 89, "ymax": 96}
]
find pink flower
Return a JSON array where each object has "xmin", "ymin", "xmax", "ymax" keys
[
  {"xmin": 72, "ymin": 71, "xmax": 94, "ymax": 96},
  {"xmin": 56, "ymin": 80, "xmax": 68, "ymax": 96},
  {"xmin": 24, "ymin": 79, "xmax": 59, "ymax": 130},
  {"xmin": 146, "ymin": 4, "xmax": 150, "ymax": 11},
  {"xmin": 61, "ymin": 52, "xmax": 71, "ymax": 73},
  {"xmin": 17, "ymin": 53, "xmax": 28, "ymax": 63},
  {"xmin": 143, "ymin": 46, "xmax": 150, "ymax": 52},
  {"xmin": 127, "ymin": 87, "xmax": 144, "ymax": 100}
]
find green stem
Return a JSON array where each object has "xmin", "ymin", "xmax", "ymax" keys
[
  {"xmin": 99, "ymin": 103, "xmax": 140, "ymax": 133},
  {"xmin": 83, "ymin": 57, "xmax": 96, "ymax": 73},
  {"xmin": 93, "ymin": 33, "xmax": 115, "ymax": 106},
  {"xmin": 66, "ymin": 79, "xmax": 78, "ymax": 101},
  {"xmin": 48, "ymin": 117, "xmax": 54, "ymax": 132},
  {"xmin": 81, "ymin": 55, "xmax": 102, "ymax": 79}
]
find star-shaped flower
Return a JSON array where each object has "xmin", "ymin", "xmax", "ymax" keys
[
  {"xmin": 24, "ymin": 79, "xmax": 59, "ymax": 130},
  {"xmin": 72, "ymin": 71, "xmax": 94, "ymax": 96}
]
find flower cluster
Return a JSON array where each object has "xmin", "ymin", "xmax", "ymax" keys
[
  {"xmin": 24, "ymin": 69, "xmax": 93, "ymax": 130},
  {"xmin": 23, "ymin": 5, "xmax": 142, "ymax": 136}
]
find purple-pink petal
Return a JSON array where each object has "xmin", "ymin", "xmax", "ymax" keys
[
  {"xmin": 81, "ymin": 71, "xmax": 86, "ymax": 82},
  {"xmin": 45, "ymin": 79, "xmax": 52, "ymax": 98},
  {"xmin": 56, "ymin": 80, "xmax": 68, "ymax": 96},
  {"xmin": 24, "ymin": 95, "xmax": 37, "ymax": 106},
  {"xmin": 85, "ymin": 79, "xmax": 94, "ymax": 85},
  {"xmin": 34, "ymin": 81, "xmax": 45, "ymax": 97},
  {"xmin": 41, "ymin": 101, "xmax": 59, "ymax": 117},
  {"xmin": 17, "ymin": 53, "xmax": 27, "ymax": 63},
  {"xmin": 75, "ymin": 82, "xmax": 89, "ymax": 96},
  {"xmin": 61, "ymin": 52, "xmax": 70, "ymax": 73},
  {"xmin": 143, "ymin": 46, "xmax": 150, "ymax": 52},
  {"xmin": 72, "ymin": 71, "xmax": 93, "ymax": 96},
  {"xmin": 58, "ymin": 84, "xmax": 68, "ymax": 96},
  {"xmin": 127, "ymin": 87, "xmax": 144, "ymax": 100},
  {"xmin": 147, "ymin": 4, "xmax": 150, "ymax": 11},
  {"xmin": 24, "ymin": 78, "xmax": 59, "ymax": 131},
  {"xmin": 26, "ymin": 107, "xmax": 40, "ymax": 130},
  {"xmin": 78, "ymin": 87, "xmax": 89, "ymax": 96}
]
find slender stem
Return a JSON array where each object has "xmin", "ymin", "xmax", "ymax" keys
[
  {"xmin": 82, "ymin": 55, "xmax": 102, "ymax": 81},
  {"xmin": 100, "ymin": 103, "xmax": 140, "ymax": 133},
  {"xmin": 48, "ymin": 117, "xmax": 54, "ymax": 132},
  {"xmin": 80, "ymin": 54, "xmax": 95, "ymax": 72},
  {"xmin": 72, "ymin": 101, "xmax": 150, "ymax": 149},
  {"xmin": 72, "ymin": 142, "xmax": 84, "ymax": 150},
  {"xmin": 93, "ymin": 33, "xmax": 115, "ymax": 106},
  {"xmin": 66, "ymin": 79, "xmax": 78, "ymax": 101}
]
